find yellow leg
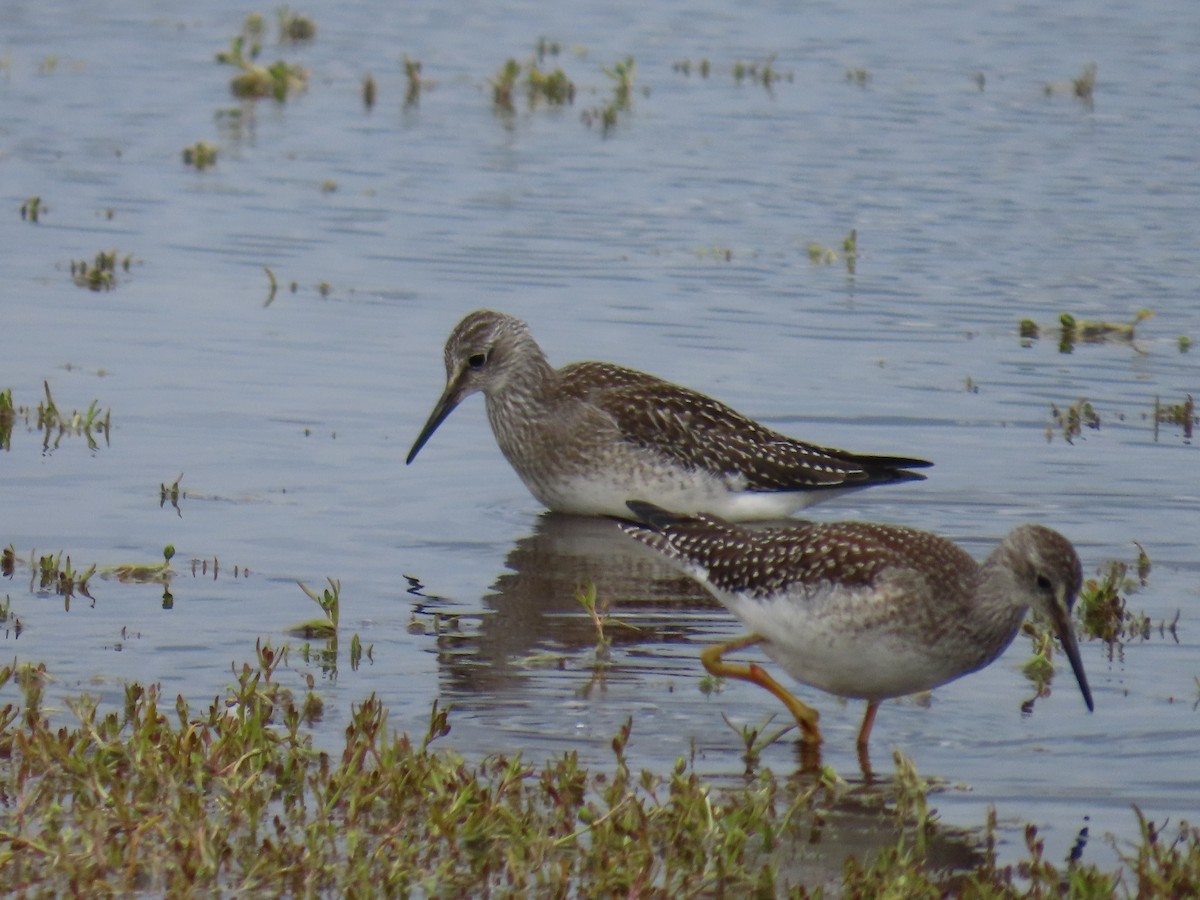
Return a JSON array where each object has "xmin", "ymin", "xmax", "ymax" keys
[
  {"xmin": 700, "ymin": 634, "xmax": 822, "ymax": 746},
  {"xmin": 856, "ymin": 700, "xmax": 880, "ymax": 780},
  {"xmin": 856, "ymin": 700, "xmax": 880, "ymax": 753}
]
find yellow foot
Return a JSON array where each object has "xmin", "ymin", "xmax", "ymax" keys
[{"xmin": 700, "ymin": 634, "xmax": 822, "ymax": 746}]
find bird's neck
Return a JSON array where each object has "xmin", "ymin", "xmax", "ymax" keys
[{"xmin": 484, "ymin": 343, "xmax": 560, "ymax": 449}]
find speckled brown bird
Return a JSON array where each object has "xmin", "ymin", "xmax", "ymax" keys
[
  {"xmin": 618, "ymin": 500, "xmax": 1094, "ymax": 753},
  {"xmin": 406, "ymin": 310, "xmax": 931, "ymax": 520}
]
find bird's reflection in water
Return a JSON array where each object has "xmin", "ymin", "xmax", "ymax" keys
[{"xmin": 429, "ymin": 512, "xmax": 721, "ymax": 702}]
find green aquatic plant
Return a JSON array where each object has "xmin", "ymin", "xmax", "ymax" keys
[
  {"xmin": 1153, "ymin": 394, "xmax": 1196, "ymax": 443},
  {"xmin": 1044, "ymin": 62, "xmax": 1097, "ymax": 104},
  {"xmin": 263, "ymin": 266, "xmax": 279, "ymax": 306},
  {"xmin": 70, "ymin": 249, "xmax": 134, "ymax": 292},
  {"xmin": 20, "ymin": 196, "xmax": 44, "ymax": 222},
  {"xmin": 527, "ymin": 60, "xmax": 575, "ymax": 106},
  {"xmin": 216, "ymin": 14, "xmax": 308, "ymax": 101},
  {"xmin": 604, "ymin": 55, "xmax": 636, "ymax": 108},
  {"xmin": 1179, "ymin": 335, "xmax": 1192, "ymax": 353},
  {"xmin": 806, "ymin": 231, "xmax": 856, "ymax": 268},
  {"xmin": 1060, "ymin": 308, "xmax": 1152, "ymax": 344},
  {"xmin": 846, "ymin": 67, "xmax": 872, "ymax": 86},
  {"xmin": 0, "ymin": 389, "xmax": 14, "ymax": 452},
  {"xmin": 0, "ymin": 594, "xmax": 21, "ymax": 637},
  {"xmin": 582, "ymin": 56, "xmax": 638, "ymax": 136},
  {"xmin": 105, "ymin": 544, "xmax": 175, "ymax": 585},
  {"xmin": 0, "ymin": 656, "xmax": 1197, "ymax": 893},
  {"xmin": 291, "ymin": 577, "xmax": 340, "ymax": 640},
  {"xmin": 24, "ymin": 381, "xmax": 112, "ymax": 451},
  {"xmin": 403, "ymin": 54, "xmax": 425, "ymax": 107},
  {"xmin": 671, "ymin": 59, "xmax": 711, "ymax": 78},
  {"xmin": 733, "ymin": 55, "xmax": 792, "ymax": 89},
  {"xmin": 181, "ymin": 140, "xmax": 218, "ymax": 170},
  {"xmin": 721, "ymin": 712, "xmax": 794, "ymax": 776},
  {"xmin": 277, "ymin": 6, "xmax": 316, "ymax": 43},
  {"xmin": 491, "ymin": 58, "xmax": 520, "ymax": 113},
  {"xmin": 160, "ymin": 473, "xmax": 185, "ymax": 515},
  {"xmin": 1048, "ymin": 397, "xmax": 1099, "ymax": 444},
  {"xmin": 535, "ymin": 36, "xmax": 561, "ymax": 62}
]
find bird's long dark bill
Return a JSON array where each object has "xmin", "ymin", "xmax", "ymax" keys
[
  {"xmin": 406, "ymin": 381, "xmax": 463, "ymax": 465},
  {"xmin": 1052, "ymin": 602, "xmax": 1094, "ymax": 712}
]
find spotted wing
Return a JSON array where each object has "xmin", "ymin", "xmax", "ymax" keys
[{"xmin": 563, "ymin": 362, "xmax": 928, "ymax": 492}]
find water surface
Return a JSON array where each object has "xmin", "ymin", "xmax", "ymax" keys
[{"xmin": 2, "ymin": 0, "xmax": 1198, "ymax": 878}]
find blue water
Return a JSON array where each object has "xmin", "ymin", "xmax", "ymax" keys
[{"xmin": 2, "ymin": 0, "xmax": 1198, "ymax": 879}]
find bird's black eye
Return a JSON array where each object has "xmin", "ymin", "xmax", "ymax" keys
[
  {"xmin": 467, "ymin": 353, "xmax": 487, "ymax": 370},
  {"xmin": 1036, "ymin": 574, "xmax": 1052, "ymax": 591}
]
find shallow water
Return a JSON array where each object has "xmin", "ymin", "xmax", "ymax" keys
[{"xmin": 2, "ymin": 0, "xmax": 1198, "ymax": 880}]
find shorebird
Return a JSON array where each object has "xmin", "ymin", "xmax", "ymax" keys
[
  {"xmin": 618, "ymin": 501, "xmax": 1094, "ymax": 756},
  {"xmin": 406, "ymin": 310, "xmax": 931, "ymax": 520}
]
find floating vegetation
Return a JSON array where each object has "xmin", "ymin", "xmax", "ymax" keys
[
  {"xmin": 0, "ymin": 389, "xmax": 13, "ymax": 451},
  {"xmin": 5, "ymin": 381, "xmax": 113, "ymax": 452},
  {"xmin": 582, "ymin": 56, "xmax": 637, "ymax": 136},
  {"xmin": 1077, "ymin": 558, "xmax": 1153, "ymax": 648},
  {"xmin": 721, "ymin": 712, "xmax": 796, "ymax": 777},
  {"xmin": 696, "ymin": 245, "xmax": 734, "ymax": 261},
  {"xmin": 276, "ymin": 6, "xmax": 316, "ymax": 43},
  {"xmin": 402, "ymin": 54, "xmax": 431, "ymax": 108},
  {"xmin": 230, "ymin": 58, "xmax": 308, "ymax": 101},
  {"xmin": 263, "ymin": 266, "xmax": 279, "ymax": 306},
  {"xmin": 806, "ymin": 229, "xmax": 858, "ymax": 273},
  {"xmin": 361, "ymin": 72, "xmax": 376, "ymax": 108},
  {"xmin": 1018, "ymin": 318, "xmax": 1040, "ymax": 342},
  {"xmin": 846, "ymin": 67, "xmax": 872, "ymax": 86},
  {"xmin": 105, "ymin": 545, "xmax": 175, "ymax": 588},
  {"xmin": 671, "ymin": 58, "xmax": 711, "ymax": 78},
  {"xmin": 490, "ymin": 58, "xmax": 520, "ymax": 113},
  {"xmin": 733, "ymin": 54, "xmax": 793, "ymax": 89},
  {"xmin": 290, "ymin": 579, "xmax": 371, "ymax": 679},
  {"xmin": 0, "ymin": 593, "xmax": 21, "ymax": 638},
  {"xmin": 17, "ymin": 548, "xmax": 97, "ymax": 608},
  {"xmin": 1, "ymin": 656, "xmax": 1196, "ymax": 894},
  {"xmin": 535, "ymin": 36, "xmax": 561, "ymax": 62},
  {"xmin": 1060, "ymin": 308, "xmax": 1152, "ymax": 343},
  {"xmin": 491, "ymin": 55, "xmax": 575, "ymax": 116},
  {"xmin": 1044, "ymin": 62, "xmax": 1096, "ymax": 105},
  {"xmin": 70, "ymin": 249, "xmax": 134, "ymax": 292},
  {"xmin": 289, "ymin": 577, "xmax": 340, "ymax": 640},
  {"xmin": 216, "ymin": 14, "xmax": 308, "ymax": 101},
  {"xmin": 1179, "ymin": 335, "xmax": 1192, "ymax": 353},
  {"xmin": 20, "ymin": 196, "xmax": 44, "ymax": 223},
  {"xmin": 527, "ymin": 60, "xmax": 575, "ymax": 106},
  {"xmin": 1048, "ymin": 397, "xmax": 1100, "ymax": 444},
  {"xmin": 1152, "ymin": 394, "xmax": 1196, "ymax": 443},
  {"xmin": 181, "ymin": 140, "xmax": 218, "ymax": 170},
  {"xmin": 160, "ymin": 473, "xmax": 185, "ymax": 516}
]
